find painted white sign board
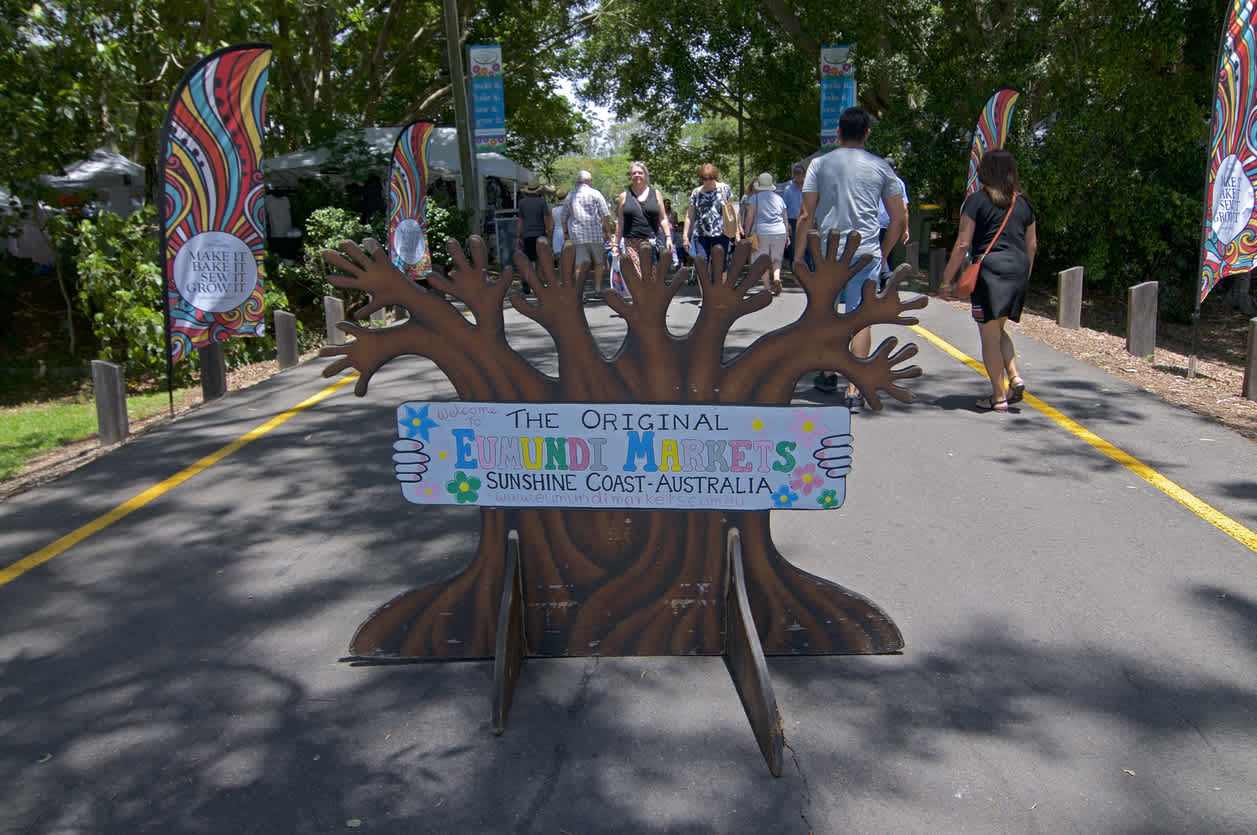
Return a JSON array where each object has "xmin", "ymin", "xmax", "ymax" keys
[{"xmin": 392, "ymin": 402, "xmax": 854, "ymax": 511}]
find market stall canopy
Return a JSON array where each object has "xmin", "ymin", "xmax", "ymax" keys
[
  {"xmin": 263, "ymin": 127, "xmax": 536, "ymax": 190},
  {"xmin": 40, "ymin": 147, "xmax": 146, "ymax": 216}
]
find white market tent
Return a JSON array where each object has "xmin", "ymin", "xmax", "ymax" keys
[
  {"xmin": 4, "ymin": 146, "xmax": 146, "ymax": 264},
  {"xmin": 262, "ymin": 127, "xmax": 537, "ymax": 193},
  {"xmin": 40, "ymin": 146, "xmax": 146, "ymax": 216}
]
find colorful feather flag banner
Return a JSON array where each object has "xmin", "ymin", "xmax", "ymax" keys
[
  {"xmin": 160, "ymin": 43, "xmax": 272, "ymax": 363},
  {"xmin": 1199, "ymin": 0, "xmax": 1257, "ymax": 304},
  {"xmin": 964, "ymin": 88, "xmax": 1021, "ymax": 198},
  {"xmin": 388, "ymin": 121, "xmax": 435, "ymax": 280}
]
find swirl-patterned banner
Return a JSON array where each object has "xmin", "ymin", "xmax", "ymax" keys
[
  {"xmin": 388, "ymin": 121, "xmax": 435, "ymax": 280},
  {"xmin": 1200, "ymin": 0, "xmax": 1257, "ymax": 304},
  {"xmin": 160, "ymin": 44, "xmax": 272, "ymax": 362},
  {"xmin": 965, "ymin": 88, "xmax": 1020, "ymax": 198}
]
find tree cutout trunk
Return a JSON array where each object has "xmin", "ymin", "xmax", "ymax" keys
[{"xmin": 321, "ymin": 233, "xmax": 926, "ymax": 661}]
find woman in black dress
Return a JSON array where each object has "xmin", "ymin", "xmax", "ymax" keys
[{"xmin": 941, "ymin": 150, "xmax": 1038, "ymax": 411}]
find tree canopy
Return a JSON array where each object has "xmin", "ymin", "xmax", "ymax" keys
[
  {"xmin": 569, "ymin": 0, "xmax": 1228, "ymax": 313},
  {"xmin": 0, "ymin": 0, "xmax": 1240, "ymax": 318},
  {"xmin": 0, "ymin": 0, "xmax": 584, "ymax": 195}
]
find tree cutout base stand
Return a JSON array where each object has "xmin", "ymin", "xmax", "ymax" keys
[
  {"xmin": 724, "ymin": 526, "xmax": 784, "ymax": 775},
  {"xmin": 321, "ymin": 233, "xmax": 925, "ymax": 776}
]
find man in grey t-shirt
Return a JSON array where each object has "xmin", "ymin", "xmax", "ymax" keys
[{"xmin": 796, "ymin": 107, "xmax": 906, "ymax": 408}]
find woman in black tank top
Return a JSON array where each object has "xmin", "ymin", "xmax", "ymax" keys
[{"xmin": 613, "ymin": 161, "xmax": 674, "ymax": 275}]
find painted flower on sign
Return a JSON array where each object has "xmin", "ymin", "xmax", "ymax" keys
[
  {"xmin": 445, "ymin": 471, "xmax": 481, "ymax": 503},
  {"xmin": 790, "ymin": 462, "xmax": 823, "ymax": 495},
  {"xmin": 398, "ymin": 403, "xmax": 439, "ymax": 441},
  {"xmin": 788, "ymin": 409, "xmax": 823, "ymax": 442},
  {"xmin": 771, "ymin": 484, "xmax": 798, "ymax": 508},
  {"xmin": 817, "ymin": 488, "xmax": 840, "ymax": 509}
]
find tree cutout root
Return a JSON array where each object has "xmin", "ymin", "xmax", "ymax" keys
[{"xmin": 348, "ymin": 509, "xmax": 902, "ymax": 659}]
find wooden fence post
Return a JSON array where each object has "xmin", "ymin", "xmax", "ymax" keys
[
  {"xmin": 1058, "ymin": 266, "xmax": 1084, "ymax": 329},
  {"xmin": 199, "ymin": 342, "xmax": 227, "ymax": 401},
  {"xmin": 274, "ymin": 310, "xmax": 299, "ymax": 369},
  {"xmin": 1244, "ymin": 317, "xmax": 1257, "ymax": 401},
  {"xmin": 1126, "ymin": 281, "xmax": 1159, "ymax": 359},
  {"xmin": 324, "ymin": 296, "xmax": 346, "ymax": 346},
  {"xmin": 90, "ymin": 360, "xmax": 128, "ymax": 446}
]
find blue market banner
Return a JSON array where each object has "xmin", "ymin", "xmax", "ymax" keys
[
  {"xmin": 469, "ymin": 44, "xmax": 506, "ymax": 148},
  {"xmin": 820, "ymin": 45, "xmax": 856, "ymax": 150}
]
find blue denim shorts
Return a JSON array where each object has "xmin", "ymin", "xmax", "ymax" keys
[{"xmin": 841, "ymin": 256, "xmax": 880, "ymax": 312}]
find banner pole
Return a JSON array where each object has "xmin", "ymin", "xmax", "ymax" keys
[{"xmin": 1192, "ymin": 8, "xmax": 1235, "ymax": 379}]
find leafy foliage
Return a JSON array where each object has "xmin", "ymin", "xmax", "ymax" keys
[
  {"xmin": 61, "ymin": 207, "xmax": 170, "ymax": 381},
  {"xmin": 424, "ymin": 198, "xmax": 474, "ymax": 270}
]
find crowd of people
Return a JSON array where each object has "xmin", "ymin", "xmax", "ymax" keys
[{"xmin": 498, "ymin": 106, "xmax": 1036, "ymax": 414}]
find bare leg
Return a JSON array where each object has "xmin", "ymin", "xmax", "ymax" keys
[
  {"xmin": 594, "ymin": 262, "xmax": 605, "ymax": 294},
  {"xmin": 847, "ymin": 326, "xmax": 872, "ymax": 397},
  {"xmin": 979, "ymin": 318, "xmax": 1010, "ymax": 402},
  {"xmin": 1002, "ymin": 329, "xmax": 1022, "ymax": 386}
]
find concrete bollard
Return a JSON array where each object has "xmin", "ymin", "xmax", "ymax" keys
[
  {"xmin": 274, "ymin": 310, "xmax": 299, "ymax": 369},
  {"xmin": 370, "ymin": 307, "xmax": 387, "ymax": 326},
  {"xmin": 324, "ymin": 296, "xmax": 346, "ymax": 346},
  {"xmin": 929, "ymin": 247, "xmax": 946, "ymax": 292},
  {"xmin": 1126, "ymin": 281, "xmax": 1158, "ymax": 359},
  {"xmin": 199, "ymin": 342, "xmax": 227, "ymax": 402},
  {"xmin": 1245, "ymin": 317, "xmax": 1257, "ymax": 402},
  {"xmin": 905, "ymin": 240, "xmax": 920, "ymax": 274},
  {"xmin": 1058, "ymin": 266, "xmax": 1084, "ymax": 329},
  {"xmin": 90, "ymin": 360, "xmax": 128, "ymax": 446}
]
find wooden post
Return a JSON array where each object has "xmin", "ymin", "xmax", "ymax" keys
[
  {"xmin": 1058, "ymin": 266, "xmax": 1084, "ymax": 329},
  {"xmin": 324, "ymin": 296, "xmax": 346, "ymax": 346},
  {"xmin": 1244, "ymin": 317, "xmax": 1257, "ymax": 401},
  {"xmin": 90, "ymin": 360, "xmax": 128, "ymax": 446},
  {"xmin": 199, "ymin": 342, "xmax": 227, "ymax": 402},
  {"xmin": 929, "ymin": 247, "xmax": 945, "ymax": 292},
  {"xmin": 1126, "ymin": 281, "xmax": 1158, "ymax": 359},
  {"xmin": 274, "ymin": 310, "xmax": 299, "ymax": 369}
]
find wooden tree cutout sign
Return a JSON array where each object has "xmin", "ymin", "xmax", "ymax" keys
[{"xmin": 319, "ymin": 233, "xmax": 927, "ymax": 775}]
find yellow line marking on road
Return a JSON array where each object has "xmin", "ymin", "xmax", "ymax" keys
[
  {"xmin": 0, "ymin": 373, "xmax": 361, "ymax": 587},
  {"xmin": 910, "ymin": 323, "xmax": 1257, "ymax": 552}
]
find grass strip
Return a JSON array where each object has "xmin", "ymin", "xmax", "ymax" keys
[{"xmin": 0, "ymin": 390, "xmax": 191, "ymax": 481}]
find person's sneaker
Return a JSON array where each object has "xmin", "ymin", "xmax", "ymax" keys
[{"xmin": 813, "ymin": 372, "xmax": 839, "ymax": 393}]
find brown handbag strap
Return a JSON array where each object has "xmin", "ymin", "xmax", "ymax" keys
[{"xmin": 976, "ymin": 193, "xmax": 1016, "ymax": 263}]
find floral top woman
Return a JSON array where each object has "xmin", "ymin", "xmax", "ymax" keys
[{"xmin": 682, "ymin": 163, "xmax": 737, "ymax": 264}]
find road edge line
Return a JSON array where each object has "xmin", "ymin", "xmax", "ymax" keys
[
  {"xmin": 909, "ymin": 323, "xmax": 1257, "ymax": 552},
  {"xmin": 0, "ymin": 372, "xmax": 360, "ymax": 587}
]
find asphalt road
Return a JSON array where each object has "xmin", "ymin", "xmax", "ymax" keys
[{"xmin": 2, "ymin": 283, "xmax": 1256, "ymax": 834}]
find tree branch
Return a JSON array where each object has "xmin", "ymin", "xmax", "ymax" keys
[{"xmin": 319, "ymin": 238, "xmax": 555, "ymax": 400}]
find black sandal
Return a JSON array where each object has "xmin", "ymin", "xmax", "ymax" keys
[
  {"xmin": 1008, "ymin": 379, "xmax": 1026, "ymax": 404},
  {"xmin": 976, "ymin": 397, "xmax": 1008, "ymax": 412}
]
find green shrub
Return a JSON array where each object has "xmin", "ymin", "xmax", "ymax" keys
[
  {"xmin": 66, "ymin": 207, "xmax": 172, "ymax": 382},
  {"xmin": 424, "ymin": 197, "xmax": 473, "ymax": 270}
]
